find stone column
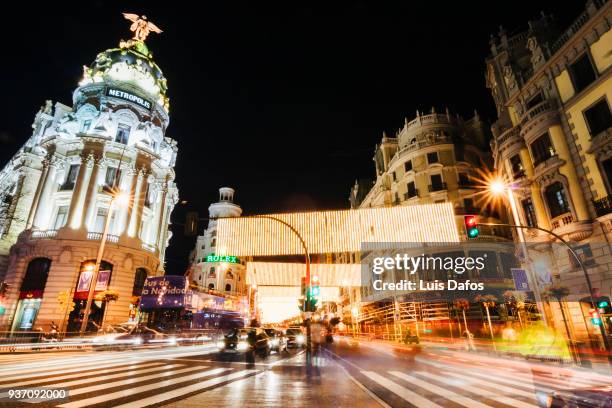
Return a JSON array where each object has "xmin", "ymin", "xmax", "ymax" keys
[
  {"xmin": 26, "ymin": 162, "xmax": 48, "ymax": 228},
  {"xmin": 155, "ymin": 183, "xmax": 169, "ymax": 251},
  {"xmin": 32, "ymin": 155, "xmax": 61, "ymax": 229},
  {"xmin": 113, "ymin": 165, "xmax": 134, "ymax": 236},
  {"xmin": 82, "ymin": 155, "xmax": 104, "ymax": 231},
  {"xmin": 66, "ymin": 153, "xmax": 92, "ymax": 229},
  {"xmin": 127, "ymin": 169, "xmax": 144, "ymax": 237}
]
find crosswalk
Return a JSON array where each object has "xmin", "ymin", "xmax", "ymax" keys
[
  {"xmin": 351, "ymin": 356, "xmax": 612, "ymax": 408},
  {"xmin": 0, "ymin": 358, "xmax": 259, "ymax": 407}
]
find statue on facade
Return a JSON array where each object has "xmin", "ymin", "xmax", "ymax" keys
[{"xmin": 123, "ymin": 13, "xmax": 163, "ymax": 42}]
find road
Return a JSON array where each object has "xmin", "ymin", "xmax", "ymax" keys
[{"xmin": 0, "ymin": 340, "xmax": 610, "ymax": 407}]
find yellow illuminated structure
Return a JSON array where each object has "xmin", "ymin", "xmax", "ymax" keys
[
  {"xmin": 487, "ymin": 2, "xmax": 611, "ymax": 344},
  {"xmin": 216, "ymin": 203, "xmax": 459, "ymax": 257}
]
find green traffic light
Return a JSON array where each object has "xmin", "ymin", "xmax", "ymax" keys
[
  {"xmin": 598, "ymin": 300, "xmax": 609, "ymax": 308},
  {"xmin": 467, "ymin": 228, "xmax": 479, "ymax": 238}
]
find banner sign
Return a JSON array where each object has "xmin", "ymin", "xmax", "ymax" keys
[
  {"xmin": 511, "ymin": 268, "xmax": 530, "ymax": 291},
  {"xmin": 139, "ymin": 276, "xmax": 189, "ymax": 310},
  {"xmin": 75, "ymin": 270, "xmax": 111, "ymax": 299}
]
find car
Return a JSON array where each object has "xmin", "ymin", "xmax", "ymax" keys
[
  {"xmin": 537, "ymin": 386, "xmax": 612, "ymax": 408},
  {"xmin": 263, "ymin": 328, "xmax": 287, "ymax": 353},
  {"xmin": 217, "ymin": 328, "xmax": 270, "ymax": 357},
  {"xmin": 285, "ymin": 327, "xmax": 306, "ymax": 349},
  {"xmin": 114, "ymin": 324, "xmax": 177, "ymax": 346}
]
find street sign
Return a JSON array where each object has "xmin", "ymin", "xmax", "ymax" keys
[{"xmin": 511, "ymin": 268, "xmax": 530, "ymax": 291}]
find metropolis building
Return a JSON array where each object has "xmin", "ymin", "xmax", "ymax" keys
[
  {"xmin": 0, "ymin": 28, "xmax": 179, "ymax": 332},
  {"xmin": 487, "ymin": 0, "xmax": 611, "ymax": 342}
]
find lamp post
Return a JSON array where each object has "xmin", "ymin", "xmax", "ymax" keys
[
  {"xmin": 79, "ymin": 191, "xmax": 129, "ymax": 335},
  {"xmin": 486, "ymin": 179, "xmax": 611, "ymax": 365},
  {"xmin": 488, "ymin": 179, "xmax": 547, "ymax": 324}
]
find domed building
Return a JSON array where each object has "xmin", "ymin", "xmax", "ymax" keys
[
  {"xmin": 350, "ymin": 108, "xmax": 509, "ymax": 240},
  {"xmin": 190, "ymin": 188, "xmax": 247, "ymax": 296},
  {"xmin": 0, "ymin": 21, "xmax": 179, "ymax": 332}
]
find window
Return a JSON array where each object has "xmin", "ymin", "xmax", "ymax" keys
[
  {"xmin": 143, "ymin": 182, "xmax": 153, "ymax": 208},
  {"xmin": 406, "ymin": 181, "xmax": 417, "ymax": 199},
  {"xmin": 522, "ymin": 199, "xmax": 537, "ymax": 227},
  {"xmin": 225, "ymin": 284, "xmax": 232, "ymax": 292},
  {"xmin": 427, "ymin": 152, "xmax": 439, "ymax": 164},
  {"xmin": 81, "ymin": 119, "xmax": 92, "ymax": 133},
  {"xmin": 53, "ymin": 206, "xmax": 69, "ymax": 230},
  {"xmin": 132, "ymin": 268, "xmax": 148, "ymax": 296},
  {"xmin": 464, "ymin": 198, "xmax": 474, "ymax": 211},
  {"xmin": 530, "ymin": 133, "xmax": 555, "ymax": 166},
  {"xmin": 226, "ymin": 269, "xmax": 234, "ymax": 279},
  {"xmin": 93, "ymin": 207, "xmax": 115, "ymax": 233},
  {"xmin": 584, "ymin": 99, "xmax": 612, "ymax": 137},
  {"xmin": 509, "ymin": 155, "xmax": 524, "ymax": 178},
  {"xmin": 545, "ymin": 182, "xmax": 570, "ymax": 218},
  {"xmin": 208, "ymin": 283, "xmax": 215, "ymax": 290},
  {"xmin": 61, "ymin": 164, "xmax": 80, "ymax": 190},
  {"xmin": 209, "ymin": 267, "xmax": 216, "ymax": 277},
  {"xmin": 526, "ymin": 92, "xmax": 544, "ymax": 110},
  {"xmin": 458, "ymin": 172, "xmax": 471, "ymax": 187},
  {"xmin": 104, "ymin": 167, "xmax": 120, "ymax": 190},
  {"xmin": 569, "ymin": 53, "xmax": 596, "ymax": 93},
  {"xmin": 20, "ymin": 258, "xmax": 51, "ymax": 292},
  {"xmin": 429, "ymin": 174, "xmax": 445, "ymax": 192},
  {"xmin": 404, "ymin": 160, "xmax": 413, "ymax": 172},
  {"xmin": 115, "ymin": 124, "xmax": 131, "ymax": 144},
  {"xmin": 392, "ymin": 171, "xmax": 396, "ymax": 182}
]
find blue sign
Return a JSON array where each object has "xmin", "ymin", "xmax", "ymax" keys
[
  {"xmin": 511, "ymin": 268, "xmax": 530, "ymax": 291},
  {"xmin": 140, "ymin": 276, "xmax": 188, "ymax": 310}
]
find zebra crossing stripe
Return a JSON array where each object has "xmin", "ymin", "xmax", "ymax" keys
[
  {"xmin": 389, "ymin": 371, "xmax": 494, "ymax": 408},
  {"xmin": 57, "ymin": 367, "xmax": 230, "ymax": 408},
  {"xmin": 2, "ymin": 362, "xmax": 165, "ymax": 388},
  {"xmin": 0, "ymin": 357, "xmax": 147, "ymax": 378},
  {"xmin": 360, "ymin": 371, "xmax": 443, "ymax": 408},
  {"xmin": 25, "ymin": 364, "xmax": 192, "ymax": 404},
  {"xmin": 442, "ymin": 370, "xmax": 539, "ymax": 399},
  {"xmin": 110, "ymin": 369, "xmax": 259, "ymax": 408},
  {"xmin": 415, "ymin": 371, "xmax": 539, "ymax": 408}
]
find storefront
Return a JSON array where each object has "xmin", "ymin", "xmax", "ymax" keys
[
  {"xmin": 66, "ymin": 260, "xmax": 113, "ymax": 332},
  {"xmin": 10, "ymin": 258, "xmax": 51, "ymax": 332}
]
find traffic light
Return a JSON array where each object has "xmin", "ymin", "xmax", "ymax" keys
[
  {"xmin": 309, "ymin": 275, "xmax": 320, "ymax": 298},
  {"xmin": 464, "ymin": 215, "xmax": 479, "ymax": 239},
  {"xmin": 597, "ymin": 297, "xmax": 612, "ymax": 315},
  {"xmin": 590, "ymin": 309, "xmax": 602, "ymax": 326}
]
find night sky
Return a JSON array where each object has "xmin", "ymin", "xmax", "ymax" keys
[{"xmin": 0, "ymin": 1, "xmax": 585, "ymax": 273}]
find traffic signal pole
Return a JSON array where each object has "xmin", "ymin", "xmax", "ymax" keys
[{"xmin": 482, "ymin": 222, "xmax": 612, "ymax": 365}]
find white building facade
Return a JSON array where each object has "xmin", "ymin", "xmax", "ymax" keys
[
  {"xmin": 0, "ymin": 36, "xmax": 178, "ymax": 332},
  {"xmin": 190, "ymin": 188, "xmax": 247, "ymax": 296}
]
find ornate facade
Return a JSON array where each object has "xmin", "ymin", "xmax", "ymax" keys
[
  {"xmin": 349, "ymin": 109, "xmax": 510, "ymax": 240},
  {"xmin": 487, "ymin": 0, "xmax": 611, "ymax": 342},
  {"xmin": 189, "ymin": 188, "xmax": 247, "ymax": 296},
  {"xmin": 0, "ymin": 34, "xmax": 178, "ymax": 332}
]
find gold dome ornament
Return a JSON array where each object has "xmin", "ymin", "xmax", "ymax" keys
[{"xmin": 123, "ymin": 13, "xmax": 162, "ymax": 42}]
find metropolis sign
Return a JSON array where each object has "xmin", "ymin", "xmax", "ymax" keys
[{"xmin": 106, "ymin": 88, "xmax": 152, "ymax": 110}]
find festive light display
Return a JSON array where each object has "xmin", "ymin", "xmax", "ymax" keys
[
  {"xmin": 217, "ymin": 203, "xmax": 459, "ymax": 256},
  {"xmin": 246, "ymin": 262, "xmax": 362, "ymax": 286}
]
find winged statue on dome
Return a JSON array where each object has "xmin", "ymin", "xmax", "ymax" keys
[{"xmin": 123, "ymin": 13, "xmax": 163, "ymax": 42}]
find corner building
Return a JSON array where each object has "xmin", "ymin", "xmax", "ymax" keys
[
  {"xmin": 0, "ymin": 37, "xmax": 178, "ymax": 332},
  {"xmin": 487, "ymin": 1, "xmax": 611, "ymax": 342}
]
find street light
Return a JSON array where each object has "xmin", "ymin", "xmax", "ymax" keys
[{"xmin": 79, "ymin": 190, "xmax": 130, "ymax": 335}]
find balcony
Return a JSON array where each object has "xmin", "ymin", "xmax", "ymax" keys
[
  {"xmin": 141, "ymin": 242, "xmax": 156, "ymax": 252},
  {"xmin": 495, "ymin": 125, "xmax": 522, "ymax": 149},
  {"xmin": 428, "ymin": 183, "xmax": 447, "ymax": 193},
  {"xmin": 551, "ymin": 213, "xmax": 574, "ymax": 230},
  {"xmin": 594, "ymin": 195, "xmax": 612, "ymax": 217},
  {"xmin": 31, "ymin": 230, "xmax": 58, "ymax": 239},
  {"xmin": 520, "ymin": 100, "xmax": 555, "ymax": 127},
  {"xmin": 86, "ymin": 232, "xmax": 119, "ymax": 243},
  {"xmin": 457, "ymin": 180, "xmax": 475, "ymax": 189}
]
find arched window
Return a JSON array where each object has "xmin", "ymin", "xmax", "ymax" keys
[
  {"xmin": 20, "ymin": 258, "xmax": 51, "ymax": 292},
  {"xmin": 225, "ymin": 269, "xmax": 234, "ymax": 280},
  {"xmin": 545, "ymin": 182, "xmax": 570, "ymax": 218},
  {"xmin": 225, "ymin": 283, "xmax": 232, "ymax": 292},
  {"xmin": 208, "ymin": 283, "xmax": 215, "ymax": 290},
  {"xmin": 209, "ymin": 267, "xmax": 216, "ymax": 277},
  {"xmin": 132, "ymin": 268, "xmax": 148, "ymax": 296}
]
